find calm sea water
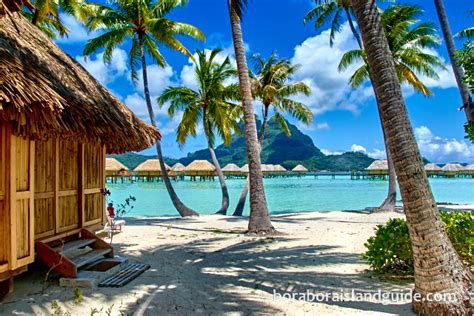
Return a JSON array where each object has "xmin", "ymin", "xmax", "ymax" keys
[{"xmin": 107, "ymin": 176, "xmax": 474, "ymax": 217}]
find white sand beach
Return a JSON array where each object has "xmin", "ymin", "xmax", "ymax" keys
[{"xmin": 0, "ymin": 210, "xmax": 422, "ymax": 315}]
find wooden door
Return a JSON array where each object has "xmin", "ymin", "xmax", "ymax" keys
[{"xmin": 10, "ymin": 134, "xmax": 35, "ymax": 269}]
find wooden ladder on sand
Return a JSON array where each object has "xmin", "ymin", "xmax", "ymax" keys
[{"xmin": 36, "ymin": 229, "xmax": 114, "ymax": 278}]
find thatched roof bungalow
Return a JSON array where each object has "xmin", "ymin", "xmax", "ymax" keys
[
  {"xmin": 134, "ymin": 159, "xmax": 173, "ymax": 177},
  {"xmin": 273, "ymin": 165, "xmax": 287, "ymax": 172},
  {"xmin": 466, "ymin": 164, "xmax": 474, "ymax": 175},
  {"xmin": 424, "ymin": 163, "xmax": 442, "ymax": 176},
  {"xmin": 172, "ymin": 163, "xmax": 186, "ymax": 174},
  {"xmin": 240, "ymin": 164, "xmax": 249, "ymax": 174},
  {"xmin": 222, "ymin": 163, "xmax": 241, "ymax": 175},
  {"xmin": 441, "ymin": 163, "xmax": 465, "ymax": 176},
  {"xmin": 292, "ymin": 164, "xmax": 308, "ymax": 173},
  {"xmin": 105, "ymin": 158, "xmax": 131, "ymax": 177},
  {"xmin": 261, "ymin": 164, "xmax": 274, "ymax": 173},
  {"xmin": 366, "ymin": 160, "xmax": 388, "ymax": 176},
  {"xmin": 0, "ymin": 3, "xmax": 159, "ymax": 292},
  {"xmin": 183, "ymin": 160, "xmax": 217, "ymax": 177}
]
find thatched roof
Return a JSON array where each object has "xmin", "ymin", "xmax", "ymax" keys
[
  {"xmin": 134, "ymin": 159, "xmax": 171, "ymax": 172},
  {"xmin": 466, "ymin": 164, "xmax": 474, "ymax": 171},
  {"xmin": 441, "ymin": 163, "xmax": 465, "ymax": 171},
  {"xmin": 183, "ymin": 160, "xmax": 216, "ymax": 172},
  {"xmin": 273, "ymin": 164, "xmax": 287, "ymax": 172},
  {"xmin": 222, "ymin": 163, "xmax": 240, "ymax": 172},
  {"xmin": 424, "ymin": 163, "xmax": 442, "ymax": 171},
  {"xmin": 292, "ymin": 164, "xmax": 308, "ymax": 172},
  {"xmin": 105, "ymin": 158, "xmax": 129, "ymax": 172},
  {"xmin": 0, "ymin": 6, "xmax": 160, "ymax": 153},
  {"xmin": 261, "ymin": 164, "xmax": 273, "ymax": 173},
  {"xmin": 240, "ymin": 164, "xmax": 249, "ymax": 173},
  {"xmin": 172, "ymin": 163, "xmax": 186, "ymax": 172},
  {"xmin": 367, "ymin": 160, "xmax": 388, "ymax": 170}
]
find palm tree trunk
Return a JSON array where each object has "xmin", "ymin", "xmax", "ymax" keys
[
  {"xmin": 344, "ymin": 9, "xmax": 397, "ymax": 212},
  {"xmin": 203, "ymin": 113, "xmax": 230, "ymax": 215},
  {"xmin": 233, "ymin": 104, "xmax": 269, "ymax": 216},
  {"xmin": 434, "ymin": 0, "xmax": 474, "ymax": 122},
  {"xmin": 351, "ymin": 1, "xmax": 472, "ymax": 314},
  {"xmin": 138, "ymin": 36, "xmax": 198, "ymax": 217},
  {"xmin": 228, "ymin": 1, "xmax": 274, "ymax": 234}
]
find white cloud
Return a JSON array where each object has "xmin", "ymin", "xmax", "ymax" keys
[
  {"xmin": 367, "ymin": 149, "xmax": 387, "ymax": 160},
  {"xmin": 134, "ymin": 64, "xmax": 175, "ymax": 96},
  {"xmin": 56, "ymin": 15, "xmax": 98, "ymax": 44},
  {"xmin": 351, "ymin": 144, "xmax": 367, "ymax": 153},
  {"xmin": 414, "ymin": 126, "xmax": 474, "ymax": 163},
  {"xmin": 76, "ymin": 49, "xmax": 128, "ymax": 86},
  {"xmin": 321, "ymin": 148, "xmax": 343, "ymax": 156},
  {"xmin": 315, "ymin": 122, "xmax": 330, "ymax": 130},
  {"xmin": 291, "ymin": 23, "xmax": 374, "ymax": 116}
]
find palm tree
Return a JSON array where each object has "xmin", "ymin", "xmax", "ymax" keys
[
  {"xmin": 457, "ymin": 10, "xmax": 473, "ymax": 39},
  {"xmin": 339, "ymin": 5, "xmax": 446, "ymax": 97},
  {"xmin": 84, "ymin": 0, "xmax": 204, "ymax": 217},
  {"xmin": 157, "ymin": 49, "xmax": 241, "ymax": 215},
  {"xmin": 23, "ymin": 0, "xmax": 93, "ymax": 39},
  {"xmin": 351, "ymin": 0, "xmax": 472, "ymax": 314},
  {"xmin": 434, "ymin": 0, "xmax": 474, "ymax": 123},
  {"xmin": 227, "ymin": 0, "xmax": 275, "ymax": 234},
  {"xmin": 233, "ymin": 52, "xmax": 312, "ymax": 216}
]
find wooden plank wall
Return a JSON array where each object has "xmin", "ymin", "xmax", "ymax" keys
[
  {"xmin": 84, "ymin": 143, "xmax": 104, "ymax": 225},
  {"xmin": 58, "ymin": 140, "xmax": 79, "ymax": 232},
  {"xmin": 0, "ymin": 123, "xmax": 8, "ymax": 273}
]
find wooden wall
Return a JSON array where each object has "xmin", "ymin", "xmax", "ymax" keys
[
  {"xmin": 0, "ymin": 123, "xmax": 7, "ymax": 274},
  {"xmin": 33, "ymin": 139, "xmax": 105, "ymax": 240}
]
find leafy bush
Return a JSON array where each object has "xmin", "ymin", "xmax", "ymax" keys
[{"xmin": 363, "ymin": 211, "xmax": 474, "ymax": 275}]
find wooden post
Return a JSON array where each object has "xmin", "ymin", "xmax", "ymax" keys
[
  {"xmin": 54, "ymin": 139, "xmax": 59, "ymax": 234},
  {"xmin": 78, "ymin": 144, "xmax": 85, "ymax": 228},
  {"xmin": 28, "ymin": 141, "xmax": 35, "ymax": 261},
  {"xmin": 9, "ymin": 132, "xmax": 17, "ymax": 269}
]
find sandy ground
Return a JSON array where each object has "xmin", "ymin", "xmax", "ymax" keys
[{"xmin": 0, "ymin": 211, "xmax": 422, "ymax": 315}]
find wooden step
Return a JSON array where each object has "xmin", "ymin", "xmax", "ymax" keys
[
  {"xmin": 98, "ymin": 263, "xmax": 150, "ymax": 287},
  {"xmin": 71, "ymin": 249, "xmax": 112, "ymax": 269},
  {"xmin": 53, "ymin": 239, "xmax": 95, "ymax": 255}
]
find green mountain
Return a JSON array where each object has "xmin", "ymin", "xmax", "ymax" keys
[
  {"xmin": 179, "ymin": 118, "xmax": 375, "ymax": 171},
  {"xmin": 107, "ymin": 152, "xmax": 178, "ymax": 170}
]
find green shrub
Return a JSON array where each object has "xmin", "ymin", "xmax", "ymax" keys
[{"xmin": 363, "ymin": 211, "xmax": 474, "ymax": 275}]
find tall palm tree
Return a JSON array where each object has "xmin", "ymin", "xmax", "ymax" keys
[
  {"xmin": 84, "ymin": 0, "xmax": 204, "ymax": 217},
  {"xmin": 351, "ymin": 0, "xmax": 472, "ymax": 314},
  {"xmin": 434, "ymin": 0, "xmax": 474, "ymax": 123},
  {"xmin": 157, "ymin": 49, "xmax": 241, "ymax": 215},
  {"xmin": 228, "ymin": 0, "xmax": 275, "ymax": 233},
  {"xmin": 457, "ymin": 10, "xmax": 473, "ymax": 39},
  {"xmin": 233, "ymin": 52, "xmax": 312, "ymax": 216},
  {"xmin": 23, "ymin": 0, "xmax": 93, "ymax": 39},
  {"xmin": 304, "ymin": 0, "xmax": 397, "ymax": 212}
]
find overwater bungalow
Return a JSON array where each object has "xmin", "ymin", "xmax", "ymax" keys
[
  {"xmin": 222, "ymin": 163, "xmax": 241, "ymax": 177},
  {"xmin": 366, "ymin": 160, "xmax": 389, "ymax": 178},
  {"xmin": 0, "ymin": 6, "xmax": 159, "ymax": 295},
  {"xmin": 240, "ymin": 164, "xmax": 249, "ymax": 174},
  {"xmin": 171, "ymin": 163, "xmax": 186, "ymax": 180},
  {"xmin": 292, "ymin": 164, "xmax": 308, "ymax": 176},
  {"xmin": 424, "ymin": 163, "xmax": 442, "ymax": 177},
  {"xmin": 261, "ymin": 164, "xmax": 274, "ymax": 174},
  {"xmin": 105, "ymin": 158, "xmax": 132, "ymax": 183},
  {"xmin": 134, "ymin": 159, "xmax": 174, "ymax": 181},
  {"xmin": 466, "ymin": 164, "xmax": 474, "ymax": 177},
  {"xmin": 441, "ymin": 163, "xmax": 465, "ymax": 177},
  {"xmin": 183, "ymin": 160, "xmax": 217, "ymax": 181}
]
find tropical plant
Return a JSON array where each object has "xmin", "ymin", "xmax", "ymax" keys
[
  {"xmin": 351, "ymin": 0, "xmax": 472, "ymax": 313},
  {"xmin": 304, "ymin": 0, "xmax": 398, "ymax": 212},
  {"xmin": 23, "ymin": 0, "xmax": 94, "ymax": 39},
  {"xmin": 84, "ymin": 0, "xmax": 204, "ymax": 217},
  {"xmin": 434, "ymin": 0, "xmax": 474, "ymax": 124},
  {"xmin": 157, "ymin": 49, "xmax": 241, "ymax": 215},
  {"xmin": 457, "ymin": 41, "xmax": 474, "ymax": 141},
  {"xmin": 227, "ymin": 0, "xmax": 275, "ymax": 234},
  {"xmin": 456, "ymin": 10, "xmax": 473, "ymax": 40},
  {"xmin": 233, "ymin": 52, "xmax": 312, "ymax": 216}
]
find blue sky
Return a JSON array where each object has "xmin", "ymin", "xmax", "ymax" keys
[{"xmin": 56, "ymin": 0, "xmax": 474, "ymax": 163}]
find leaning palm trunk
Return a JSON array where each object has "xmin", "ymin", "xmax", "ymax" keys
[
  {"xmin": 233, "ymin": 105, "xmax": 269, "ymax": 216},
  {"xmin": 206, "ymin": 135, "xmax": 230, "ymax": 215},
  {"xmin": 344, "ymin": 9, "xmax": 397, "ymax": 212},
  {"xmin": 228, "ymin": 1, "xmax": 274, "ymax": 233},
  {"xmin": 351, "ymin": 1, "xmax": 472, "ymax": 314},
  {"xmin": 434, "ymin": 0, "xmax": 473, "ymax": 122},
  {"xmin": 139, "ymin": 38, "xmax": 198, "ymax": 217}
]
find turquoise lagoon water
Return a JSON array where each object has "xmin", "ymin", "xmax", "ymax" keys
[{"xmin": 107, "ymin": 176, "xmax": 474, "ymax": 217}]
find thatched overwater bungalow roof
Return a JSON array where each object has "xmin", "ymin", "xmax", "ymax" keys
[
  {"xmin": 292, "ymin": 164, "xmax": 308, "ymax": 172},
  {"xmin": 466, "ymin": 164, "xmax": 474, "ymax": 171},
  {"xmin": 441, "ymin": 163, "xmax": 465, "ymax": 172},
  {"xmin": 261, "ymin": 164, "xmax": 274, "ymax": 173},
  {"xmin": 273, "ymin": 165, "xmax": 287, "ymax": 172},
  {"xmin": 424, "ymin": 163, "xmax": 442, "ymax": 171},
  {"xmin": 240, "ymin": 164, "xmax": 249, "ymax": 173},
  {"xmin": 222, "ymin": 163, "xmax": 241, "ymax": 173},
  {"xmin": 367, "ymin": 160, "xmax": 388, "ymax": 170},
  {"xmin": 134, "ymin": 159, "xmax": 171, "ymax": 174},
  {"xmin": 106, "ymin": 158, "xmax": 129, "ymax": 172},
  {"xmin": 0, "ymin": 5, "xmax": 160, "ymax": 153},
  {"xmin": 172, "ymin": 163, "xmax": 186, "ymax": 172},
  {"xmin": 183, "ymin": 160, "xmax": 216, "ymax": 176}
]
